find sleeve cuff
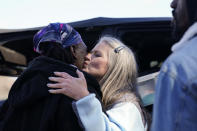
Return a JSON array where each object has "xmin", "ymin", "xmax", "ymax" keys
[{"xmin": 72, "ymin": 93, "xmax": 105, "ymax": 131}]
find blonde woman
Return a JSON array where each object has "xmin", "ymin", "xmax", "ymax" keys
[{"xmin": 47, "ymin": 36, "xmax": 148, "ymax": 131}]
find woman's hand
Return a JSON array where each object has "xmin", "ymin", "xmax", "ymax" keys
[{"xmin": 47, "ymin": 70, "xmax": 90, "ymax": 100}]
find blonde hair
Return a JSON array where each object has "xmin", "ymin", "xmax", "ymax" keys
[{"xmin": 98, "ymin": 36, "xmax": 139, "ymax": 109}]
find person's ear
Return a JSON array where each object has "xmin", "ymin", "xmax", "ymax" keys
[{"xmin": 70, "ymin": 45, "xmax": 77, "ymax": 59}]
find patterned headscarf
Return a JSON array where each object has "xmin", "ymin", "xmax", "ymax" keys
[{"xmin": 33, "ymin": 23, "xmax": 84, "ymax": 53}]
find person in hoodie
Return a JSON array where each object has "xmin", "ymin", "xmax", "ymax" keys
[
  {"xmin": 0, "ymin": 23, "xmax": 103, "ymax": 131},
  {"xmin": 151, "ymin": 0, "xmax": 197, "ymax": 131}
]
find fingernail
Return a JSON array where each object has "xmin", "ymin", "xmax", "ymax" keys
[
  {"xmin": 47, "ymin": 84, "xmax": 51, "ymax": 87},
  {"xmin": 48, "ymin": 90, "xmax": 53, "ymax": 93}
]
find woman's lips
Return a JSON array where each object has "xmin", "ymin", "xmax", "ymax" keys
[{"xmin": 83, "ymin": 61, "xmax": 89, "ymax": 68}]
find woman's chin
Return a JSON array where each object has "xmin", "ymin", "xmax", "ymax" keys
[{"xmin": 82, "ymin": 67, "xmax": 88, "ymax": 72}]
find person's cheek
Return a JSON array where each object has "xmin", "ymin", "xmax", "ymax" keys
[{"xmin": 91, "ymin": 62, "xmax": 100, "ymax": 71}]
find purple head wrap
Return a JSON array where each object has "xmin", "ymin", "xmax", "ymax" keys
[{"xmin": 33, "ymin": 23, "xmax": 84, "ymax": 53}]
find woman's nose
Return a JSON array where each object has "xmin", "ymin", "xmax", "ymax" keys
[{"xmin": 84, "ymin": 53, "xmax": 91, "ymax": 61}]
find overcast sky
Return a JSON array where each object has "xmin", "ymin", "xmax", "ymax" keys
[{"xmin": 0, "ymin": 0, "xmax": 172, "ymax": 29}]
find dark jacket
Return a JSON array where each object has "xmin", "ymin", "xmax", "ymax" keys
[
  {"xmin": 0, "ymin": 101, "xmax": 4, "ymax": 109},
  {"xmin": 0, "ymin": 56, "xmax": 103, "ymax": 131}
]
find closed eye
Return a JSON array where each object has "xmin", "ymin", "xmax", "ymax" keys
[
  {"xmin": 91, "ymin": 50, "xmax": 102, "ymax": 58},
  {"xmin": 94, "ymin": 53, "xmax": 101, "ymax": 57}
]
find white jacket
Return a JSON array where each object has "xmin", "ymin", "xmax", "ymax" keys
[{"xmin": 72, "ymin": 94, "xmax": 146, "ymax": 131}]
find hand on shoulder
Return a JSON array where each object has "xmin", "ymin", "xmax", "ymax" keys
[{"xmin": 47, "ymin": 70, "xmax": 90, "ymax": 100}]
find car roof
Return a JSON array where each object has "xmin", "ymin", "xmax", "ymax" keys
[
  {"xmin": 0, "ymin": 17, "xmax": 172, "ymax": 34},
  {"xmin": 69, "ymin": 17, "xmax": 172, "ymax": 27}
]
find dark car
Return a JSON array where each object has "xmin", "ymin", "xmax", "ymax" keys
[{"xmin": 0, "ymin": 17, "xmax": 173, "ymax": 112}]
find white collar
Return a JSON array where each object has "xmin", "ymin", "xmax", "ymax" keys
[{"xmin": 171, "ymin": 22, "xmax": 197, "ymax": 52}]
